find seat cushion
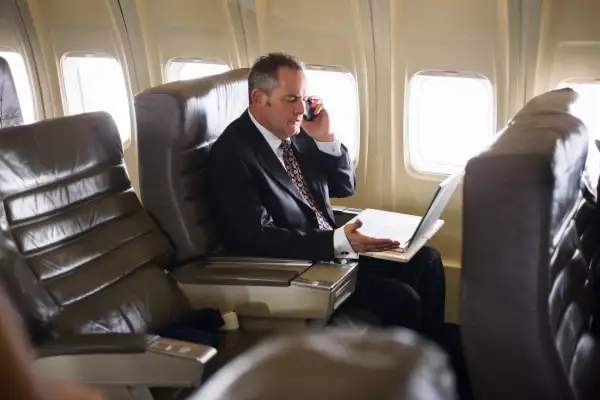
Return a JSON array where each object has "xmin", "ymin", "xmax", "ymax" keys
[{"xmin": 193, "ymin": 328, "xmax": 456, "ymax": 400}]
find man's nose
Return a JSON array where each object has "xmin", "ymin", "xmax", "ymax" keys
[{"xmin": 294, "ymin": 102, "xmax": 305, "ymax": 115}]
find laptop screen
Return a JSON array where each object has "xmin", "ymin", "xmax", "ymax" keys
[{"xmin": 407, "ymin": 170, "xmax": 464, "ymax": 245}]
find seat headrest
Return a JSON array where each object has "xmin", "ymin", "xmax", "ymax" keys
[
  {"xmin": 0, "ymin": 57, "xmax": 23, "ymax": 128},
  {"xmin": 0, "ymin": 111, "xmax": 123, "ymax": 199},
  {"xmin": 135, "ymin": 69, "xmax": 250, "ymax": 262},
  {"xmin": 136, "ymin": 68, "xmax": 250, "ymax": 149},
  {"xmin": 192, "ymin": 328, "xmax": 456, "ymax": 400},
  {"xmin": 467, "ymin": 88, "xmax": 587, "ymax": 242},
  {"xmin": 512, "ymin": 87, "xmax": 579, "ymax": 118}
]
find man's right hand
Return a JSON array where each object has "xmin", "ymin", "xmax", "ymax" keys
[{"xmin": 343, "ymin": 219, "xmax": 400, "ymax": 253}]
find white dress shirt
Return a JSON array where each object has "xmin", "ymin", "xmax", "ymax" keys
[{"xmin": 248, "ymin": 110, "xmax": 358, "ymax": 260}]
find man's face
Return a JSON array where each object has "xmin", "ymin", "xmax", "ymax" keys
[{"xmin": 253, "ymin": 67, "xmax": 308, "ymax": 139}]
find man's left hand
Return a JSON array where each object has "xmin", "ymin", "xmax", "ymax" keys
[{"xmin": 302, "ymin": 97, "xmax": 334, "ymax": 142}]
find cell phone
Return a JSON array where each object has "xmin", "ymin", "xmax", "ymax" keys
[{"xmin": 304, "ymin": 99, "xmax": 317, "ymax": 121}]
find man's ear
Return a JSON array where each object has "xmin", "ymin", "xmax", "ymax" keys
[{"xmin": 250, "ymin": 89, "xmax": 263, "ymax": 105}]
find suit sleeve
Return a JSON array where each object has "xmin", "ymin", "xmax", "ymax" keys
[
  {"xmin": 311, "ymin": 136, "xmax": 356, "ymax": 199},
  {"xmin": 207, "ymin": 146, "xmax": 335, "ymax": 262}
]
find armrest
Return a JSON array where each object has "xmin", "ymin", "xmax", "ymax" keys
[
  {"xmin": 33, "ymin": 336, "xmax": 217, "ymax": 387},
  {"xmin": 172, "ymin": 263, "xmax": 299, "ymax": 286},
  {"xmin": 37, "ymin": 333, "xmax": 150, "ymax": 358},
  {"xmin": 206, "ymin": 256, "xmax": 313, "ymax": 267}
]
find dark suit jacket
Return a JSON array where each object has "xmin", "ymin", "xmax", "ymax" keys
[{"xmin": 206, "ymin": 110, "xmax": 356, "ymax": 261}]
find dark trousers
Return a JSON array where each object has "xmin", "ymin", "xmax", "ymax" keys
[
  {"xmin": 342, "ymin": 245, "xmax": 446, "ymax": 338},
  {"xmin": 335, "ymin": 246, "xmax": 473, "ymax": 400}
]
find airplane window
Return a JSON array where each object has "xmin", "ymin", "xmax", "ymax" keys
[
  {"xmin": 61, "ymin": 55, "xmax": 132, "ymax": 144},
  {"xmin": 0, "ymin": 50, "xmax": 36, "ymax": 124},
  {"xmin": 557, "ymin": 80, "xmax": 600, "ymax": 182},
  {"xmin": 407, "ymin": 71, "xmax": 495, "ymax": 175},
  {"xmin": 304, "ymin": 66, "xmax": 360, "ymax": 161},
  {"xmin": 166, "ymin": 59, "xmax": 230, "ymax": 82},
  {"xmin": 557, "ymin": 80, "xmax": 600, "ymax": 138}
]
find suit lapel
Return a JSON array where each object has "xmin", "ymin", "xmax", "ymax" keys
[{"xmin": 241, "ymin": 113, "xmax": 311, "ymax": 210}]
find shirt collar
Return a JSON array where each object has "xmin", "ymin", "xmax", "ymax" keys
[{"xmin": 248, "ymin": 109, "xmax": 290, "ymax": 154}]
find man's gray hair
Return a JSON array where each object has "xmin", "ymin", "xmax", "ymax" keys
[{"xmin": 248, "ymin": 52, "xmax": 304, "ymax": 102}]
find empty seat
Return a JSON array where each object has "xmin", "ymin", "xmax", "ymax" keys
[
  {"xmin": 461, "ymin": 88, "xmax": 600, "ymax": 400},
  {"xmin": 0, "ymin": 57, "xmax": 23, "ymax": 128},
  {"xmin": 136, "ymin": 69, "xmax": 250, "ymax": 264},
  {"xmin": 0, "ymin": 111, "xmax": 217, "ymax": 398},
  {"xmin": 191, "ymin": 328, "xmax": 456, "ymax": 400},
  {"xmin": 135, "ymin": 70, "xmax": 358, "ymax": 330}
]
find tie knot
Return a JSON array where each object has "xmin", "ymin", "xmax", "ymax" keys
[{"xmin": 279, "ymin": 140, "xmax": 292, "ymax": 151}]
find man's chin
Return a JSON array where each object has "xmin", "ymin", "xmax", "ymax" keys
[
  {"xmin": 281, "ymin": 122, "xmax": 301, "ymax": 137},
  {"xmin": 285, "ymin": 128, "xmax": 300, "ymax": 137}
]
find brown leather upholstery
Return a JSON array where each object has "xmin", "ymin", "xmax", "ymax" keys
[
  {"xmin": 0, "ymin": 57, "xmax": 23, "ymax": 128},
  {"xmin": 135, "ymin": 69, "xmax": 250, "ymax": 264},
  {"xmin": 0, "ymin": 111, "xmax": 191, "ymax": 340},
  {"xmin": 192, "ymin": 328, "xmax": 456, "ymax": 400},
  {"xmin": 461, "ymin": 88, "xmax": 600, "ymax": 400}
]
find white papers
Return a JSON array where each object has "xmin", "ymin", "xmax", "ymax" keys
[{"xmin": 346, "ymin": 208, "xmax": 422, "ymax": 251}]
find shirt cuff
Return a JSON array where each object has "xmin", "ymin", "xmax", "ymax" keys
[
  {"xmin": 333, "ymin": 226, "xmax": 359, "ymax": 259},
  {"xmin": 314, "ymin": 137, "xmax": 343, "ymax": 156}
]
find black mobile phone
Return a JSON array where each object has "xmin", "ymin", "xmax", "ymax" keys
[{"xmin": 304, "ymin": 99, "xmax": 317, "ymax": 121}]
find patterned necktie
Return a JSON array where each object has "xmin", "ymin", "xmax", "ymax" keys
[{"xmin": 280, "ymin": 140, "xmax": 332, "ymax": 231}]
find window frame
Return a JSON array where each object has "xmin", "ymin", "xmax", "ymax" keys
[
  {"xmin": 404, "ymin": 69, "xmax": 496, "ymax": 177},
  {"xmin": 59, "ymin": 52, "xmax": 134, "ymax": 147},
  {"xmin": 303, "ymin": 64, "xmax": 361, "ymax": 163},
  {"xmin": 0, "ymin": 47, "xmax": 37, "ymax": 124},
  {"xmin": 555, "ymin": 78, "xmax": 600, "ymax": 184},
  {"xmin": 557, "ymin": 77, "xmax": 600, "ymax": 87},
  {"xmin": 165, "ymin": 58, "xmax": 230, "ymax": 83}
]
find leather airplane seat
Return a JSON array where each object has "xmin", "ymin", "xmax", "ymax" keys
[
  {"xmin": 191, "ymin": 328, "xmax": 456, "ymax": 400},
  {"xmin": 134, "ymin": 69, "xmax": 359, "ymax": 331},
  {"xmin": 0, "ymin": 112, "xmax": 218, "ymax": 399},
  {"xmin": 461, "ymin": 87, "xmax": 600, "ymax": 400},
  {"xmin": 0, "ymin": 56, "xmax": 24, "ymax": 128}
]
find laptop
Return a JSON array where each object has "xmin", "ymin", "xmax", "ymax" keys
[{"xmin": 345, "ymin": 170, "xmax": 464, "ymax": 253}]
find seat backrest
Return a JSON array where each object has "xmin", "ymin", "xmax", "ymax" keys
[
  {"xmin": 191, "ymin": 328, "xmax": 456, "ymax": 400},
  {"xmin": 0, "ymin": 57, "xmax": 23, "ymax": 128},
  {"xmin": 135, "ymin": 69, "xmax": 250, "ymax": 264},
  {"xmin": 0, "ymin": 112, "xmax": 190, "ymax": 340},
  {"xmin": 461, "ymin": 88, "xmax": 600, "ymax": 400}
]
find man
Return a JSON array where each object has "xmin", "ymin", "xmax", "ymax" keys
[{"xmin": 206, "ymin": 52, "xmax": 445, "ymax": 338}]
